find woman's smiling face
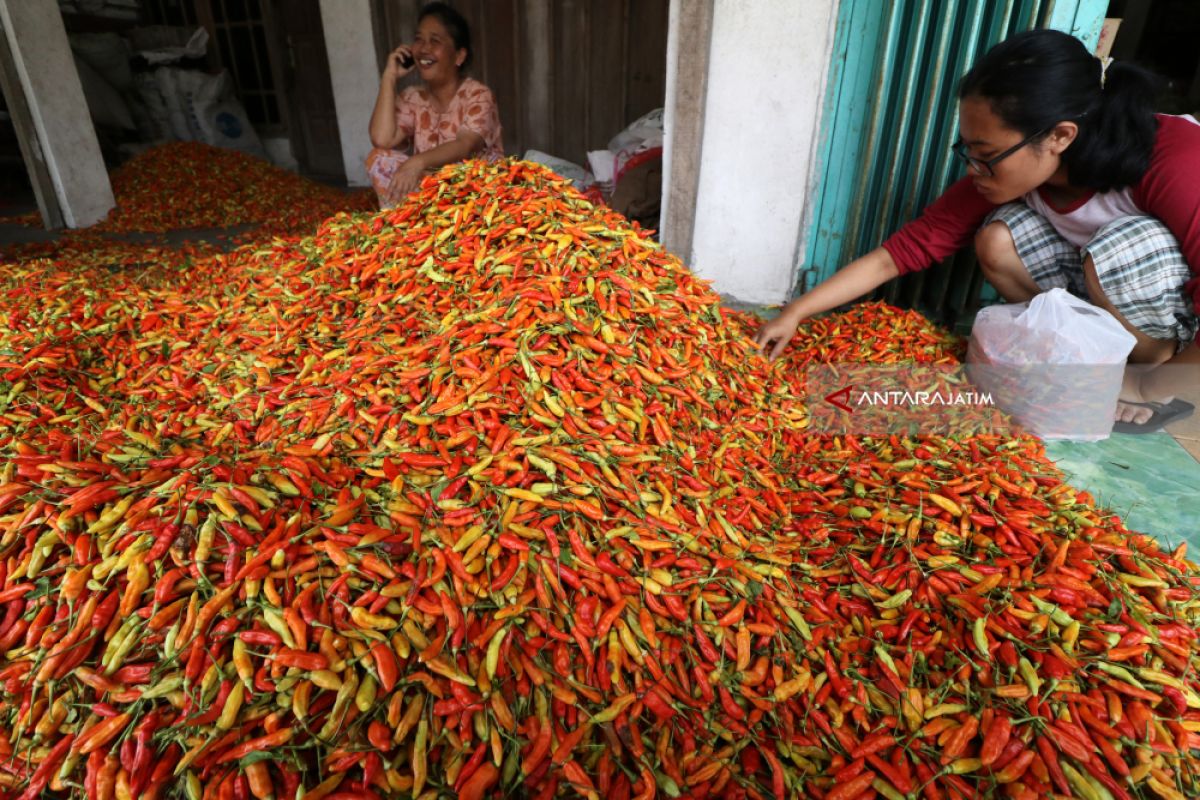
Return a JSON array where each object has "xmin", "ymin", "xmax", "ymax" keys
[
  {"xmin": 413, "ymin": 16, "xmax": 465, "ymax": 85},
  {"xmin": 957, "ymin": 95, "xmax": 1076, "ymax": 204}
]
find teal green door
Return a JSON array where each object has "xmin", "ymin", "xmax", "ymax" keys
[{"xmin": 804, "ymin": 0, "xmax": 1109, "ymax": 319}]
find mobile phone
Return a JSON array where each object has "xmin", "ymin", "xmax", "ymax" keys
[{"xmin": 399, "ymin": 52, "xmax": 414, "ymax": 69}]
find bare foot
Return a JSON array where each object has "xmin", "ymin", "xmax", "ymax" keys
[
  {"xmin": 1115, "ymin": 367, "xmax": 1175, "ymax": 425},
  {"xmin": 1114, "ymin": 400, "xmax": 1155, "ymax": 426}
]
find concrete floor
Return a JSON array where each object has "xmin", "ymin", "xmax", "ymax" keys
[
  {"xmin": 1046, "ymin": 433, "xmax": 1200, "ymax": 548},
  {"xmin": 0, "ymin": 212, "xmax": 254, "ymax": 252},
  {"xmin": 1165, "ymin": 409, "xmax": 1200, "ymax": 462}
]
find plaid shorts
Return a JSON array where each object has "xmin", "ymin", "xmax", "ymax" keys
[{"xmin": 983, "ymin": 203, "xmax": 1199, "ymax": 348}]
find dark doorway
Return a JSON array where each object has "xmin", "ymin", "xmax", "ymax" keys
[
  {"xmin": 145, "ymin": 0, "xmax": 346, "ymax": 180},
  {"xmin": 1107, "ymin": 0, "xmax": 1200, "ymax": 114},
  {"xmin": 267, "ymin": 0, "xmax": 345, "ymax": 180}
]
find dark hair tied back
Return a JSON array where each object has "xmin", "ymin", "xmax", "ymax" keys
[
  {"xmin": 419, "ymin": 2, "xmax": 472, "ymax": 70},
  {"xmin": 958, "ymin": 29, "xmax": 1161, "ymax": 192}
]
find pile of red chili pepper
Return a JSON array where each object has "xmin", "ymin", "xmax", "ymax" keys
[
  {"xmin": 95, "ymin": 142, "xmax": 375, "ymax": 235},
  {"xmin": 2, "ymin": 141, "xmax": 375, "ymax": 238},
  {"xmin": 0, "ymin": 230, "xmax": 225, "ymax": 274},
  {"xmin": 1, "ymin": 158, "xmax": 1198, "ymax": 800}
]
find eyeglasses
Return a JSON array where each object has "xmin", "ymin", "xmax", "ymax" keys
[{"xmin": 951, "ymin": 127, "xmax": 1049, "ymax": 177}]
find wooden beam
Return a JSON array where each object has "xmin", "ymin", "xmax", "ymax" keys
[{"xmin": 519, "ymin": 0, "xmax": 552, "ymax": 154}]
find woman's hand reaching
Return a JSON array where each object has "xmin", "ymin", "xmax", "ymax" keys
[
  {"xmin": 752, "ymin": 249, "xmax": 902, "ymax": 361},
  {"xmin": 753, "ymin": 309, "xmax": 804, "ymax": 362}
]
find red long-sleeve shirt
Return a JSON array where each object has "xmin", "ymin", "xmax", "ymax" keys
[{"xmin": 882, "ymin": 114, "xmax": 1200, "ymax": 342}]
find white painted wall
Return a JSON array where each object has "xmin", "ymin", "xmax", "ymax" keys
[
  {"xmin": 319, "ymin": 0, "xmax": 378, "ymax": 187},
  {"xmin": 0, "ymin": 0, "xmax": 114, "ymax": 227},
  {"xmin": 665, "ymin": 0, "xmax": 839, "ymax": 304}
]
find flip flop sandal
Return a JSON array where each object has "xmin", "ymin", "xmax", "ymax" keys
[{"xmin": 1112, "ymin": 398, "xmax": 1195, "ymax": 435}]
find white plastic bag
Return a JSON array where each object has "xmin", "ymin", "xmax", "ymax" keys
[
  {"xmin": 587, "ymin": 109, "xmax": 665, "ymax": 194},
  {"xmin": 607, "ymin": 108, "xmax": 663, "ymax": 153},
  {"xmin": 153, "ymin": 68, "xmax": 197, "ymax": 141},
  {"xmin": 967, "ymin": 289, "xmax": 1136, "ymax": 440},
  {"xmin": 522, "ymin": 150, "xmax": 594, "ymax": 187},
  {"xmin": 150, "ymin": 68, "xmax": 264, "ymax": 157},
  {"xmin": 133, "ymin": 72, "xmax": 171, "ymax": 140},
  {"xmin": 185, "ymin": 70, "xmax": 265, "ymax": 157},
  {"xmin": 587, "ymin": 150, "xmax": 615, "ymax": 189},
  {"xmin": 135, "ymin": 27, "xmax": 209, "ymax": 66}
]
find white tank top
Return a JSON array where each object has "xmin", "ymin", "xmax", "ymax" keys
[{"xmin": 1022, "ymin": 114, "xmax": 1199, "ymax": 248}]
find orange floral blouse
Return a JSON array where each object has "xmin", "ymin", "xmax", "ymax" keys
[
  {"xmin": 395, "ymin": 77, "xmax": 504, "ymax": 160},
  {"xmin": 367, "ymin": 78, "xmax": 504, "ymax": 206}
]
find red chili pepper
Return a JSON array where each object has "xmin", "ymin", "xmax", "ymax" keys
[
  {"xmin": 16, "ymin": 732, "xmax": 75, "ymax": 800},
  {"xmin": 214, "ymin": 729, "xmax": 294, "ymax": 765},
  {"xmin": 396, "ymin": 452, "xmax": 445, "ymax": 468},
  {"xmin": 692, "ymin": 664, "xmax": 715, "ymax": 705},
  {"xmin": 1051, "ymin": 721, "xmax": 1095, "ymax": 762},
  {"xmin": 1036, "ymin": 735, "xmax": 1071, "ymax": 794},
  {"xmin": 825, "ymin": 770, "xmax": 877, "ymax": 800},
  {"xmin": 866, "ymin": 753, "xmax": 913, "ymax": 795},
  {"xmin": 833, "ymin": 758, "xmax": 867, "ymax": 782},
  {"xmin": 717, "ymin": 685, "xmax": 746, "ymax": 722},
  {"xmin": 595, "ymin": 599, "xmax": 627, "ymax": 640},
  {"xmin": 371, "ymin": 641, "xmax": 398, "ymax": 692},
  {"xmin": 274, "ymin": 648, "xmax": 328, "ymax": 671},
  {"xmin": 979, "ymin": 713, "xmax": 1012, "ymax": 766},
  {"xmin": 454, "ymin": 741, "xmax": 491, "ymax": 793},
  {"xmin": 238, "ymin": 630, "xmax": 283, "ymax": 647}
]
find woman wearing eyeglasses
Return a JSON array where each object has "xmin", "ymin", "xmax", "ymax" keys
[{"xmin": 755, "ymin": 29, "xmax": 1199, "ymax": 432}]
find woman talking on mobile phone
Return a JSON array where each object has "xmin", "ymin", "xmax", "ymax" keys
[{"xmin": 366, "ymin": 2, "xmax": 504, "ymax": 208}]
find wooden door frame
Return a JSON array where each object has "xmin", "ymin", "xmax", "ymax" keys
[
  {"xmin": 259, "ymin": 1, "xmax": 294, "ymax": 135},
  {"xmin": 191, "ymin": 0, "xmax": 291, "ymax": 137}
]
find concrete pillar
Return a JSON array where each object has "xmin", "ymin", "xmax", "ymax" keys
[
  {"xmin": 319, "ymin": 0, "xmax": 377, "ymax": 187},
  {"xmin": 519, "ymin": 0, "xmax": 553, "ymax": 155},
  {"xmin": 0, "ymin": 0, "xmax": 114, "ymax": 228},
  {"xmin": 660, "ymin": 0, "xmax": 714, "ymax": 266},
  {"xmin": 661, "ymin": 0, "xmax": 838, "ymax": 304}
]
